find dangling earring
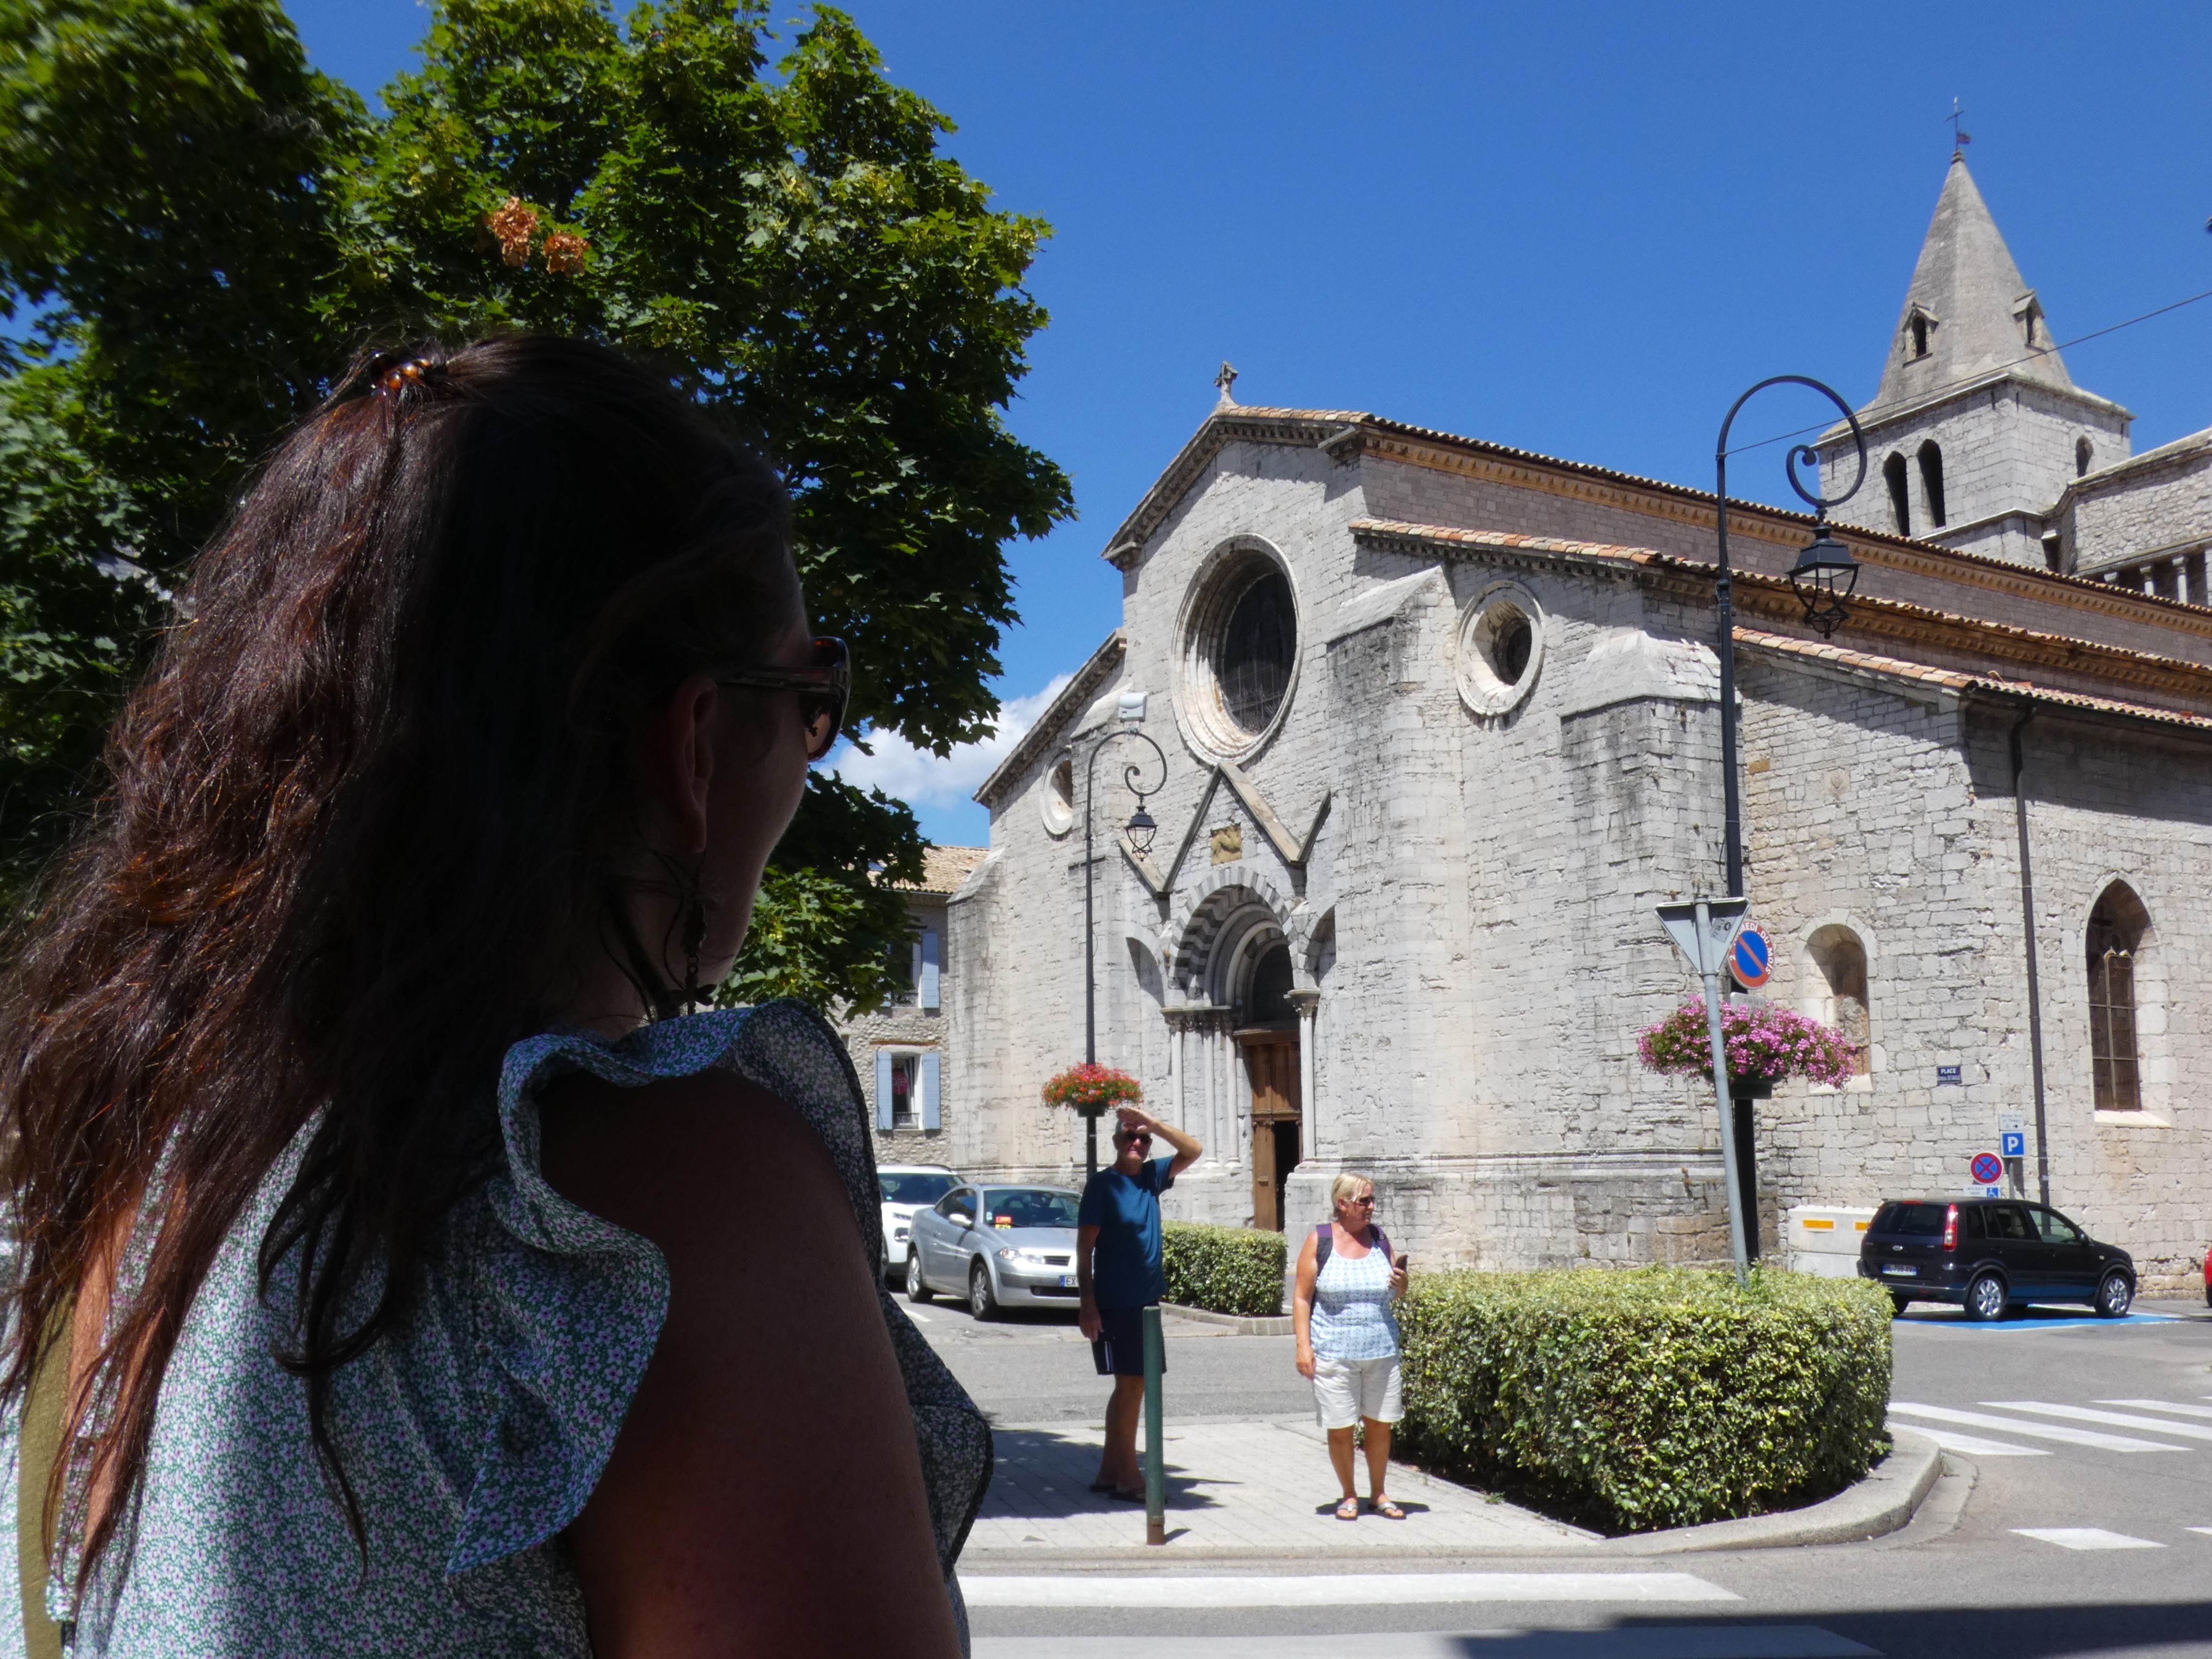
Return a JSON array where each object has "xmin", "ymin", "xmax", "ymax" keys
[{"xmin": 681, "ymin": 894, "xmax": 708, "ymax": 1013}]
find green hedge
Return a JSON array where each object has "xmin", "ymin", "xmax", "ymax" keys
[
  {"xmin": 1162, "ymin": 1222, "xmax": 1286, "ymax": 1317},
  {"xmin": 1395, "ymin": 1266, "xmax": 1892, "ymax": 1533}
]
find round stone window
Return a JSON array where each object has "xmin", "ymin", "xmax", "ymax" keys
[
  {"xmin": 1176, "ymin": 542, "xmax": 1301, "ymax": 757},
  {"xmin": 1456, "ymin": 582, "xmax": 1546, "ymax": 717},
  {"xmin": 1039, "ymin": 753, "xmax": 1075, "ymax": 837}
]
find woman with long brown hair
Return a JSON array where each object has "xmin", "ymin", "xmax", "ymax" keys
[{"xmin": 0, "ymin": 336, "xmax": 983, "ymax": 1656}]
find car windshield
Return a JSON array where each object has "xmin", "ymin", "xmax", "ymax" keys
[
  {"xmin": 1877, "ymin": 1202, "xmax": 1949, "ymax": 1236},
  {"xmin": 880, "ymin": 1171, "xmax": 958, "ymax": 1206},
  {"xmin": 980, "ymin": 1189, "xmax": 1080, "ymax": 1230}
]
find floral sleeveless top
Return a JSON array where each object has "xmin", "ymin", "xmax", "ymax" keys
[{"xmin": 0, "ymin": 1002, "xmax": 992, "ymax": 1656}]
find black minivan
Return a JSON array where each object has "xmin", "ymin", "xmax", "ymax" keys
[{"xmin": 1858, "ymin": 1197, "xmax": 2135, "ymax": 1320}]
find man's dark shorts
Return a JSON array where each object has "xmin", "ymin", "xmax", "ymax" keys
[{"xmin": 1090, "ymin": 1306, "xmax": 1167, "ymax": 1379}]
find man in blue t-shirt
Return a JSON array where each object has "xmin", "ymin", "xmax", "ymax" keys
[{"xmin": 1078, "ymin": 1105, "xmax": 1203, "ymax": 1500}]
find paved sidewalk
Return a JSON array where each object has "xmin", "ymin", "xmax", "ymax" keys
[{"xmin": 965, "ymin": 1417, "xmax": 1599, "ymax": 1561}]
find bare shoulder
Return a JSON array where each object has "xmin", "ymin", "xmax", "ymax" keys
[
  {"xmin": 535, "ymin": 1065, "xmax": 958, "ymax": 1657},
  {"xmin": 537, "ymin": 1066, "xmax": 847, "ymax": 1249}
]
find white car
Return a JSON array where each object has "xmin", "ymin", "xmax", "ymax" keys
[{"xmin": 878, "ymin": 1165, "xmax": 962, "ymax": 1279}]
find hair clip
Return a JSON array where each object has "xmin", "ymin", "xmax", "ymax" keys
[{"xmin": 375, "ymin": 358, "xmax": 435, "ymax": 399}]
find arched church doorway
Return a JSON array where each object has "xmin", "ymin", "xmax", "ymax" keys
[{"xmin": 1234, "ymin": 940, "xmax": 1301, "ymax": 1231}]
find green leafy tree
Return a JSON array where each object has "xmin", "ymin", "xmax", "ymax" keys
[{"xmin": 0, "ymin": 0, "xmax": 1069, "ymax": 1009}]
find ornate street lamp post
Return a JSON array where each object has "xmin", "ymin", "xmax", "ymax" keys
[
  {"xmin": 1710, "ymin": 376, "xmax": 1867, "ymax": 1261},
  {"xmin": 1080, "ymin": 708, "xmax": 1168, "ymax": 1176},
  {"xmin": 1713, "ymin": 376, "xmax": 1869, "ymax": 896}
]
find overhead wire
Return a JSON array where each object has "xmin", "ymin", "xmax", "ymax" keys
[{"xmin": 1723, "ymin": 285, "xmax": 2212, "ymax": 459}]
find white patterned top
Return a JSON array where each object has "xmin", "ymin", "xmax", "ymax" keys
[
  {"xmin": 1, "ymin": 1002, "xmax": 990, "ymax": 1657},
  {"xmin": 1310, "ymin": 1234, "xmax": 1401, "ymax": 1363}
]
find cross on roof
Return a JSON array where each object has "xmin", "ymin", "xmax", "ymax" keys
[
  {"xmin": 1949, "ymin": 98, "xmax": 1973, "ymax": 157},
  {"xmin": 1214, "ymin": 361, "xmax": 1239, "ymax": 404}
]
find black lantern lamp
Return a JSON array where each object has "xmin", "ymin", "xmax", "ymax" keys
[
  {"xmin": 1125, "ymin": 806, "xmax": 1158, "ymax": 855},
  {"xmin": 1788, "ymin": 517, "xmax": 1861, "ymax": 639}
]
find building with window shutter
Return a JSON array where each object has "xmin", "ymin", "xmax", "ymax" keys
[
  {"xmin": 940, "ymin": 157, "xmax": 2212, "ymax": 1289},
  {"xmin": 833, "ymin": 844, "xmax": 987, "ymax": 1167}
]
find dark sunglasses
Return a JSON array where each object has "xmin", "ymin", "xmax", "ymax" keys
[
  {"xmin": 1116, "ymin": 1132, "xmax": 1153, "ymax": 1147},
  {"xmin": 720, "ymin": 636, "xmax": 850, "ymax": 762}
]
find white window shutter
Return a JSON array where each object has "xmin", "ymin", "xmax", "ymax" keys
[
  {"xmin": 874, "ymin": 1050, "xmax": 894, "ymax": 1132},
  {"xmin": 921, "ymin": 1051, "xmax": 942, "ymax": 1131},
  {"xmin": 920, "ymin": 930, "xmax": 942, "ymax": 1011}
]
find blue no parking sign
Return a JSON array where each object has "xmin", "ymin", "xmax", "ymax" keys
[
  {"xmin": 1728, "ymin": 926, "xmax": 1771, "ymax": 990},
  {"xmin": 1970, "ymin": 1151, "xmax": 2003, "ymax": 1185}
]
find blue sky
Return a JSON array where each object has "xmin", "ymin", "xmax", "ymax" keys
[{"xmin": 289, "ymin": 1, "xmax": 2212, "ymax": 845}]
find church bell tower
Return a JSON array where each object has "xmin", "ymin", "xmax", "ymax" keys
[{"xmin": 1818, "ymin": 154, "xmax": 2132, "ymax": 570}]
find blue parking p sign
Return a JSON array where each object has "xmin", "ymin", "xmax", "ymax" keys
[{"xmin": 2001, "ymin": 1130, "xmax": 2026, "ymax": 1158}]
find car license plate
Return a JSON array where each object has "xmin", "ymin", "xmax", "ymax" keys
[
  {"xmin": 1060, "ymin": 1275, "xmax": 1077, "ymax": 1288},
  {"xmin": 1881, "ymin": 1264, "xmax": 1916, "ymax": 1277}
]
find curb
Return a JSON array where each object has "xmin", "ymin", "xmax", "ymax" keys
[
  {"xmin": 1161, "ymin": 1301, "xmax": 1292, "ymax": 1336},
  {"xmin": 958, "ymin": 1429, "xmax": 1942, "ymax": 1568},
  {"xmin": 1601, "ymin": 1427, "xmax": 1944, "ymax": 1555}
]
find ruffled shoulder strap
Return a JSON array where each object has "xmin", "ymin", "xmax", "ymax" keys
[{"xmin": 449, "ymin": 1002, "xmax": 989, "ymax": 1613}]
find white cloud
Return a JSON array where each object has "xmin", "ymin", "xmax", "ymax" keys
[{"xmin": 830, "ymin": 673, "xmax": 1075, "ymax": 810}]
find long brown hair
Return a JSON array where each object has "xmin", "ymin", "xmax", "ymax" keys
[{"xmin": 0, "ymin": 335, "xmax": 799, "ymax": 1582}]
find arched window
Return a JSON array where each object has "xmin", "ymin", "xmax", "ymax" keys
[
  {"xmin": 1807, "ymin": 925, "xmax": 1870, "ymax": 1075},
  {"xmin": 1917, "ymin": 441, "xmax": 1947, "ymax": 528},
  {"xmin": 2075, "ymin": 437, "xmax": 2094, "ymax": 478},
  {"xmin": 2087, "ymin": 882, "xmax": 2149, "ymax": 1111},
  {"xmin": 1908, "ymin": 315, "xmax": 1929, "ymax": 358},
  {"xmin": 1884, "ymin": 453, "xmax": 1911, "ymax": 536}
]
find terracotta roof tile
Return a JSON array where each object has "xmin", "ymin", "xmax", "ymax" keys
[{"xmin": 896, "ymin": 845, "xmax": 990, "ymax": 895}]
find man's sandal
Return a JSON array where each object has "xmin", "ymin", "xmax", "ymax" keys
[
  {"xmin": 1334, "ymin": 1497, "xmax": 1360, "ymax": 1521},
  {"xmin": 1364, "ymin": 1496, "xmax": 1406, "ymax": 1520}
]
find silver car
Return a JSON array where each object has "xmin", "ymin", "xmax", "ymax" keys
[{"xmin": 904, "ymin": 1184, "xmax": 1082, "ymax": 1319}]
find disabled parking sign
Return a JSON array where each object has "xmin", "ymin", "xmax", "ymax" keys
[{"xmin": 1970, "ymin": 1151, "xmax": 2003, "ymax": 1185}]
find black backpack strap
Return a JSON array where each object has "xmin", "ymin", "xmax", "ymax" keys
[{"xmin": 1312, "ymin": 1223, "xmax": 1332, "ymax": 1272}]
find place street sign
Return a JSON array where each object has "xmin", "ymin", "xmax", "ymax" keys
[
  {"xmin": 1936, "ymin": 1065, "xmax": 1963, "ymax": 1086},
  {"xmin": 1728, "ymin": 926, "xmax": 1772, "ymax": 991},
  {"xmin": 1970, "ymin": 1151, "xmax": 2003, "ymax": 1185}
]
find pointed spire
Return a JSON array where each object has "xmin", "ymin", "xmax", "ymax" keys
[{"xmin": 1869, "ymin": 156, "xmax": 2073, "ymax": 411}]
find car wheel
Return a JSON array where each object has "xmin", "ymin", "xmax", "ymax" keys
[
  {"xmin": 1890, "ymin": 1293, "xmax": 1912, "ymax": 1317},
  {"xmin": 2095, "ymin": 1270, "xmax": 2134, "ymax": 1319},
  {"xmin": 905, "ymin": 1251, "xmax": 933, "ymax": 1304},
  {"xmin": 1963, "ymin": 1271, "xmax": 2008, "ymax": 1322},
  {"xmin": 969, "ymin": 1261, "xmax": 999, "ymax": 1322}
]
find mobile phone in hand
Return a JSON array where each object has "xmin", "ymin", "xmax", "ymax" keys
[{"xmin": 1394, "ymin": 1253, "xmax": 1410, "ymax": 1272}]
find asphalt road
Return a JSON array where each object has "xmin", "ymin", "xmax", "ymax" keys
[{"xmin": 907, "ymin": 1289, "xmax": 2212, "ymax": 1659}]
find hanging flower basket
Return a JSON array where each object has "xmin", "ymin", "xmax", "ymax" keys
[
  {"xmin": 1042, "ymin": 1063, "xmax": 1144, "ymax": 1118},
  {"xmin": 1636, "ymin": 998, "xmax": 1857, "ymax": 1092}
]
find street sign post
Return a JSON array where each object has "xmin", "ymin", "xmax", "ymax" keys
[
  {"xmin": 1970, "ymin": 1152, "xmax": 2003, "ymax": 1185},
  {"xmin": 1656, "ymin": 897, "xmax": 1753, "ymax": 1287}
]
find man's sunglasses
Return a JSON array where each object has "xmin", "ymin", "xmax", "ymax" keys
[
  {"xmin": 720, "ymin": 636, "xmax": 850, "ymax": 762},
  {"xmin": 1116, "ymin": 1132, "xmax": 1153, "ymax": 1147}
]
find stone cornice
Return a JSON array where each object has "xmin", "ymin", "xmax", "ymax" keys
[
  {"xmin": 1097, "ymin": 405, "xmax": 2212, "ymax": 646},
  {"xmin": 973, "ymin": 630, "xmax": 1127, "ymax": 808},
  {"xmin": 1350, "ymin": 518, "xmax": 2212, "ymax": 714}
]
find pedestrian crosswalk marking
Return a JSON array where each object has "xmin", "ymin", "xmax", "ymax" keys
[
  {"xmin": 2188, "ymin": 1527, "xmax": 2212, "ymax": 1537},
  {"xmin": 1982, "ymin": 1401, "xmax": 2212, "ymax": 1442},
  {"xmin": 1889, "ymin": 1402, "xmax": 2185, "ymax": 1452},
  {"xmin": 1885, "ymin": 1419, "xmax": 2048, "ymax": 1458},
  {"xmin": 958, "ymin": 1572, "xmax": 1741, "ymax": 1608},
  {"xmin": 973, "ymin": 1629, "xmax": 1879, "ymax": 1658},
  {"xmin": 2013, "ymin": 1527, "xmax": 2165, "ymax": 1550},
  {"xmin": 2100, "ymin": 1398, "xmax": 2212, "ymax": 1421}
]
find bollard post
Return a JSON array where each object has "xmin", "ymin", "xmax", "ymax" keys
[{"xmin": 1143, "ymin": 1304, "xmax": 1165, "ymax": 1545}]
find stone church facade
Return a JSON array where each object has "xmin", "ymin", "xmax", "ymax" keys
[{"xmin": 933, "ymin": 157, "xmax": 2212, "ymax": 1286}]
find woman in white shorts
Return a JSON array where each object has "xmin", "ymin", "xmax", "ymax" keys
[{"xmin": 1292, "ymin": 1173, "xmax": 1410, "ymax": 1520}]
